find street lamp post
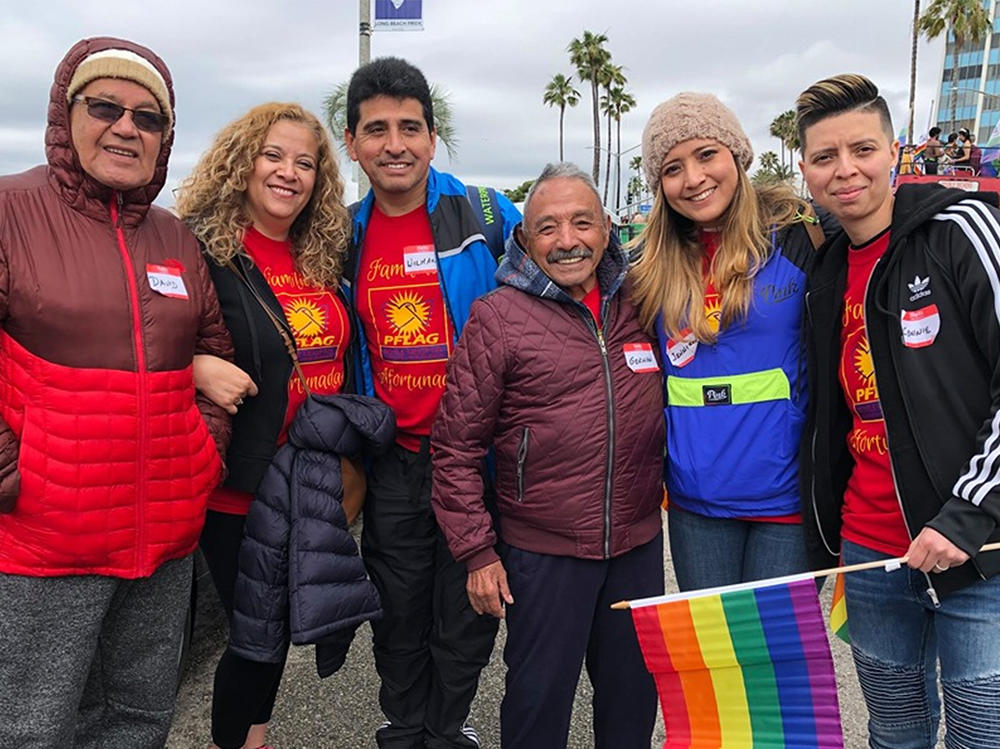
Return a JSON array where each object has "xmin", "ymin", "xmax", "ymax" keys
[{"xmin": 586, "ymin": 142, "xmax": 642, "ymax": 215}]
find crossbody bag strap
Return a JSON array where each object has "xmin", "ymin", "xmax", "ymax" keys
[{"xmin": 226, "ymin": 259, "xmax": 312, "ymax": 398}]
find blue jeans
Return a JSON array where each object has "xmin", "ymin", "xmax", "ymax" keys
[
  {"xmin": 667, "ymin": 504, "xmax": 811, "ymax": 591},
  {"xmin": 842, "ymin": 540, "xmax": 1000, "ymax": 749}
]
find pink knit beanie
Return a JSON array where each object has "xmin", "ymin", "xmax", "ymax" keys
[{"xmin": 641, "ymin": 92, "xmax": 753, "ymax": 191}]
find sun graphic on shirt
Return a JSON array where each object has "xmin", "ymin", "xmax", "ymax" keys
[
  {"xmin": 286, "ymin": 298, "xmax": 327, "ymax": 336},
  {"xmin": 704, "ymin": 294, "xmax": 722, "ymax": 334},
  {"xmin": 853, "ymin": 336, "xmax": 875, "ymax": 383},
  {"xmin": 386, "ymin": 291, "xmax": 430, "ymax": 334}
]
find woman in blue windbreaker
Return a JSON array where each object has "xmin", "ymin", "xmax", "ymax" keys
[{"xmin": 630, "ymin": 93, "xmax": 822, "ymax": 590}]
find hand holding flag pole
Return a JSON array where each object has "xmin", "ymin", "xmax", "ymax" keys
[
  {"xmin": 615, "ymin": 541, "xmax": 1000, "ymax": 748},
  {"xmin": 610, "ymin": 540, "xmax": 1000, "ymax": 611}
]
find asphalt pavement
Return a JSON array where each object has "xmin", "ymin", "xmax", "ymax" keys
[{"xmin": 166, "ymin": 518, "xmax": 912, "ymax": 748}]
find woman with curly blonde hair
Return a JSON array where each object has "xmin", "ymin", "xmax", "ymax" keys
[
  {"xmin": 177, "ymin": 102, "xmax": 353, "ymax": 749},
  {"xmin": 631, "ymin": 92, "xmax": 825, "ymax": 593}
]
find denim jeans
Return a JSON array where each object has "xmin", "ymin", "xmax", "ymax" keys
[
  {"xmin": 842, "ymin": 540, "xmax": 1000, "ymax": 749},
  {"xmin": 667, "ymin": 504, "xmax": 812, "ymax": 591}
]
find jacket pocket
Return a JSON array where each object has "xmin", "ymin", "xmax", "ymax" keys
[{"xmin": 516, "ymin": 427, "xmax": 530, "ymax": 502}]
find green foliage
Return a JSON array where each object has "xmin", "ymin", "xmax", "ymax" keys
[
  {"xmin": 752, "ymin": 150, "xmax": 795, "ymax": 185},
  {"xmin": 543, "ymin": 74, "xmax": 580, "ymax": 110},
  {"xmin": 502, "ymin": 180, "xmax": 535, "ymax": 204},
  {"xmin": 769, "ymin": 110, "xmax": 800, "ymax": 175},
  {"xmin": 543, "ymin": 73, "xmax": 581, "ymax": 160},
  {"xmin": 568, "ymin": 30, "xmax": 611, "ymax": 183}
]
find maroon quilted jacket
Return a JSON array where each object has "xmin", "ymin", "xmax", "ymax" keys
[{"xmin": 431, "ymin": 235, "xmax": 664, "ymax": 571}]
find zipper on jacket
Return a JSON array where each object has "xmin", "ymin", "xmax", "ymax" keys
[
  {"xmin": 589, "ymin": 314, "xmax": 615, "ymax": 560},
  {"xmin": 804, "ymin": 289, "xmax": 840, "ymax": 560},
  {"xmin": 862, "ymin": 258, "xmax": 939, "ymax": 606},
  {"xmin": 516, "ymin": 426, "xmax": 529, "ymax": 502},
  {"xmin": 432, "ymin": 244, "xmax": 461, "ymax": 344},
  {"xmin": 111, "ymin": 193, "xmax": 148, "ymax": 572}
]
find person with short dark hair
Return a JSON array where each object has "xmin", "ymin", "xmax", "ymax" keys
[
  {"xmin": 924, "ymin": 126, "xmax": 944, "ymax": 175},
  {"xmin": 0, "ymin": 37, "xmax": 232, "ymax": 748},
  {"xmin": 797, "ymin": 72, "xmax": 1000, "ymax": 748},
  {"xmin": 343, "ymin": 56, "xmax": 521, "ymax": 749},
  {"xmin": 954, "ymin": 126, "xmax": 973, "ymax": 171},
  {"xmin": 432, "ymin": 163, "xmax": 664, "ymax": 749}
]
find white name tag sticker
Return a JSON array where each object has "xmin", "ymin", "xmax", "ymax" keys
[
  {"xmin": 900, "ymin": 304, "xmax": 940, "ymax": 348},
  {"xmin": 666, "ymin": 329, "xmax": 698, "ymax": 368},
  {"xmin": 146, "ymin": 264, "xmax": 189, "ymax": 299},
  {"xmin": 403, "ymin": 245, "xmax": 437, "ymax": 275},
  {"xmin": 623, "ymin": 342, "xmax": 659, "ymax": 373}
]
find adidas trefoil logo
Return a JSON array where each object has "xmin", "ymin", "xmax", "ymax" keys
[{"xmin": 908, "ymin": 275, "xmax": 931, "ymax": 301}]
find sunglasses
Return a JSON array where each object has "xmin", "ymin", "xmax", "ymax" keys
[{"xmin": 72, "ymin": 96, "xmax": 169, "ymax": 134}]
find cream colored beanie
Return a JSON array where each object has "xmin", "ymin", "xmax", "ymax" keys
[
  {"xmin": 66, "ymin": 48, "xmax": 172, "ymax": 130},
  {"xmin": 641, "ymin": 92, "xmax": 753, "ymax": 191}
]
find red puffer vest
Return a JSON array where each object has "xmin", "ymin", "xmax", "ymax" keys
[{"xmin": 0, "ymin": 37, "xmax": 232, "ymax": 578}]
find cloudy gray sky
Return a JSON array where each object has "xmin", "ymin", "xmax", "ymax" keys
[{"xmin": 0, "ymin": 1, "xmax": 946, "ymax": 204}]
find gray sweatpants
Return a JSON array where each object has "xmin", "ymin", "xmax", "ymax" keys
[{"xmin": 0, "ymin": 554, "xmax": 193, "ymax": 749}]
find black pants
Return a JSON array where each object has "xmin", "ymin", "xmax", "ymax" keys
[
  {"xmin": 362, "ymin": 444, "xmax": 499, "ymax": 749},
  {"xmin": 925, "ymin": 159, "xmax": 939, "ymax": 175},
  {"xmin": 200, "ymin": 510, "xmax": 287, "ymax": 749},
  {"xmin": 500, "ymin": 533, "xmax": 664, "ymax": 749}
]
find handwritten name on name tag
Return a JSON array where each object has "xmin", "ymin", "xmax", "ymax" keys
[
  {"xmin": 623, "ymin": 342, "xmax": 659, "ymax": 373},
  {"xmin": 900, "ymin": 304, "xmax": 939, "ymax": 348},
  {"xmin": 666, "ymin": 329, "xmax": 697, "ymax": 368},
  {"xmin": 146, "ymin": 264, "xmax": 188, "ymax": 299},
  {"xmin": 403, "ymin": 245, "xmax": 437, "ymax": 275}
]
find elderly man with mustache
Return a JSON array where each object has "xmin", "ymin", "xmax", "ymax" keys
[{"xmin": 431, "ymin": 162, "xmax": 666, "ymax": 749}]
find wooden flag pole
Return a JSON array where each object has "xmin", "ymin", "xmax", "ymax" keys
[{"xmin": 611, "ymin": 541, "xmax": 1000, "ymax": 610}]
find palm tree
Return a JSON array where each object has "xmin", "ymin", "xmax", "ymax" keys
[
  {"xmin": 322, "ymin": 80, "xmax": 459, "ymax": 160},
  {"xmin": 919, "ymin": 0, "xmax": 991, "ymax": 132},
  {"xmin": 752, "ymin": 150, "xmax": 794, "ymax": 185},
  {"xmin": 568, "ymin": 31, "xmax": 611, "ymax": 184},
  {"xmin": 769, "ymin": 110, "xmax": 799, "ymax": 174},
  {"xmin": 769, "ymin": 114, "xmax": 788, "ymax": 172},
  {"xmin": 598, "ymin": 63, "xmax": 627, "ymax": 202},
  {"xmin": 608, "ymin": 86, "xmax": 636, "ymax": 211},
  {"xmin": 629, "ymin": 154, "xmax": 643, "ymax": 178},
  {"xmin": 542, "ymin": 74, "xmax": 580, "ymax": 161},
  {"xmin": 908, "ymin": 0, "xmax": 922, "ymax": 144}
]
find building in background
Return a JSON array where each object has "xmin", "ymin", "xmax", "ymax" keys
[{"xmin": 934, "ymin": 0, "xmax": 1000, "ymax": 144}]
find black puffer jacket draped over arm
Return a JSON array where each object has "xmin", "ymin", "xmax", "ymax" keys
[{"xmin": 228, "ymin": 393, "xmax": 395, "ymax": 677}]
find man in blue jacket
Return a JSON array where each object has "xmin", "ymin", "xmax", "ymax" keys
[{"xmin": 342, "ymin": 56, "xmax": 520, "ymax": 749}]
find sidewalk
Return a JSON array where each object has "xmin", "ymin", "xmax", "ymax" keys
[{"xmin": 167, "ymin": 520, "xmax": 880, "ymax": 748}]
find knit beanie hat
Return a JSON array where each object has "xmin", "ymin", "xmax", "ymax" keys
[
  {"xmin": 641, "ymin": 92, "xmax": 753, "ymax": 191},
  {"xmin": 66, "ymin": 48, "xmax": 173, "ymax": 130}
]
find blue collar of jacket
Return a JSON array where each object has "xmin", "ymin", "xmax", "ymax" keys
[
  {"xmin": 350, "ymin": 166, "xmax": 459, "ymax": 241},
  {"xmin": 496, "ymin": 228, "xmax": 628, "ymax": 311},
  {"xmin": 345, "ymin": 166, "xmax": 505, "ymax": 397}
]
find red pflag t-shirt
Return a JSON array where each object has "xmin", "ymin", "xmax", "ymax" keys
[
  {"xmin": 839, "ymin": 229, "xmax": 911, "ymax": 555},
  {"xmin": 209, "ymin": 227, "xmax": 350, "ymax": 515},
  {"xmin": 354, "ymin": 204, "xmax": 452, "ymax": 451}
]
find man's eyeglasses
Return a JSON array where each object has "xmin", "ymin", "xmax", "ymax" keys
[{"xmin": 71, "ymin": 96, "xmax": 170, "ymax": 134}]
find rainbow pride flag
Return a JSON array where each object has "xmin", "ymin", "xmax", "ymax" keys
[
  {"xmin": 631, "ymin": 575, "xmax": 843, "ymax": 748},
  {"xmin": 829, "ymin": 573, "xmax": 849, "ymax": 644}
]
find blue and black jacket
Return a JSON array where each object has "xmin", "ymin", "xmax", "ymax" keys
[
  {"xmin": 344, "ymin": 167, "xmax": 520, "ymax": 397},
  {"xmin": 658, "ymin": 222, "xmax": 815, "ymax": 519}
]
